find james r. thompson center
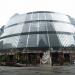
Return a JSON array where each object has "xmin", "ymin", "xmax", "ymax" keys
[{"xmin": 0, "ymin": 11, "xmax": 75, "ymax": 66}]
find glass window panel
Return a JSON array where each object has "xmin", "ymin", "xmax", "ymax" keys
[
  {"xmin": 10, "ymin": 24, "xmax": 23, "ymax": 34},
  {"xmin": 30, "ymin": 22, "xmax": 38, "ymax": 32},
  {"xmin": 47, "ymin": 22, "xmax": 55, "ymax": 31},
  {"xmin": 50, "ymin": 13, "xmax": 70, "ymax": 22},
  {"xmin": 3, "ymin": 36, "xmax": 20, "ymax": 49},
  {"xmin": 17, "ymin": 35, "xmax": 27, "ymax": 47},
  {"xmin": 74, "ymin": 35, "xmax": 75, "ymax": 40},
  {"xmin": 22, "ymin": 23, "xmax": 30, "ymax": 32},
  {"xmin": 7, "ymin": 14, "xmax": 26, "ymax": 26},
  {"xmin": 45, "ymin": 13, "xmax": 51, "ymax": 20},
  {"xmin": 49, "ymin": 34, "xmax": 61, "ymax": 47},
  {"xmin": 32, "ymin": 13, "xmax": 38, "ymax": 20},
  {"xmin": 0, "ymin": 40, "xmax": 3, "ymax": 49},
  {"xmin": 57, "ymin": 34, "xmax": 75, "ymax": 47},
  {"xmin": 1, "ymin": 27, "xmax": 12, "ymax": 37},
  {"xmin": 52, "ymin": 22, "xmax": 74, "ymax": 33},
  {"xmin": 39, "ymin": 22, "xmax": 47, "ymax": 31},
  {"xmin": 25, "ymin": 14, "xmax": 32, "ymax": 21},
  {"xmin": 38, "ymin": 13, "xmax": 45, "ymax": 20},
  {"xmin": 38, "ymin": 34, "xmax": 49, "ymax": 47},
  {"xmin": 28, "ymin": 34, "xmax": 37, "ymax": 47},
  {"xmin": 1, "ymin": 24, "xmax": 24, "ymax": 37}
]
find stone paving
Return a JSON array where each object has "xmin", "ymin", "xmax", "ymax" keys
[{"xmin": 0, "ymin": 65, "xmax": 75, "ymax": 75}]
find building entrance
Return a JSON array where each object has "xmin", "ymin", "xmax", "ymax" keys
[
  {"xmin": 64, "ymin": 53, "xmax": 70, "ymax": 64},
  {"xmin": 52, "ymin": 52, "xmax": 59, "ymax": 65},
  {"xmin": 16, "ymin": 52, "xmax": 43, "ymax": 66},
  {"xmin": 51, "ymin": 52, "xmax": 64, "ymax": 65}
]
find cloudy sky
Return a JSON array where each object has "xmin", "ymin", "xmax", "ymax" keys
[{"xmin": 0, "ymin": 0, "xmax": 75, "ymax": 27}]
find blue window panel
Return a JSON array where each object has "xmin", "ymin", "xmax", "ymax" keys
[
  {"xmin": 30, "ymin": 22, "xmax": 38, "ymax": 32},
  {"xmin": 28, "ymin": 34, "xmax": 37, "ymax": 47},
  {"xmin": 22, "ymin": 23, "xmax": 30, "ymax": 33},
  {"xmin": 38, "ymin": 34, "xmax": 49, "ymax": 47},
  {"xmin": 49, "ymin": 34, "xmax": 61, "ymax": 47},
  {"xmin": 18, "ymin": 35, "xmax": 28, "ymax": 48}
]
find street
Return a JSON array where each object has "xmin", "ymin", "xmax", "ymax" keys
[{"xmin": 0, "ymin": 65, "xmax": 75, "ymax": 75}]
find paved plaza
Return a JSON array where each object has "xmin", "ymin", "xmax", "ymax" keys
[{"xmin": 0, "ymin": 65, "xmax": 75, "ymax": 75}]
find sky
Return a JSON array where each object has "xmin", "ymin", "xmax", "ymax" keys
[{"xmin": 0, "ymin": 0, "xmax": 75, "ymax": 27}]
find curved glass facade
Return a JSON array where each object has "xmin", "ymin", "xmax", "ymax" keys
[{"xmin": 0, "ymin": 11, "xmax": 75, "ymax": 50}]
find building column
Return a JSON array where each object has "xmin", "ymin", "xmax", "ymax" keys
[{"xmin": 47, "ymin": 50, "xmax": 52, "ymax": 66}]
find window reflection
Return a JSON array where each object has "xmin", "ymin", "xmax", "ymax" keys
[
  {"xmin": 22, "ymin": 23, "xmax": 30, "ymax": 33},
  {"xmin": 3, "ymin": 36, "xmax": 20, "ymax": 49},
  {"xmin": 30, "ymin": 22, "xmax": 38, "ymax": 32},
  {"xmin": 57, "ymin": 34, "xmax": 75, "ymax": 47},
  {"xmin": 28, "ymin": 34, "xmax": 37, "ymax": 47},
  {"xmin": 38, "ymin": 13, "xmax": 45, "ymax": 20},
  {"xmin": 18, "ymin": 35, "xmax": 28, "ymax": 47},
  {"xmin": 45, "ymin": 13, "xmax": 51, "ymax": 20},
  {"xmin": 52, "ymin": 22, "xmax": 74, "ymax": 33},
  {"xmin": 7, "ymin": 14, "xmax": 26, "ymax": 26},
  {"xmin": 25, "ymin": 14, "xmax": 32, "ymax": 21},
  {"xmin": 38, "ymin": 34, "xmax": 49, "ymax": 47},
  {"xmin": 49, "ymin": 34, "xmax": 61, "ymax": 47},
  {"xmin": 39, "ymin": 22, "xmax": 47, "ymax": 31},
  {"xmin": 1, "ymin": 24, "xmax": 24, "ymax": 37},
  {"xmin": 50, "ymin": 13, "xmax": 70, "ymax": 22},
  {"xmin": 31, "ymin": 13, "xmax": 38, "ymax": 20}
]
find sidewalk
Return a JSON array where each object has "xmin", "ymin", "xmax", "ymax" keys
[{"xmin": 0, "ymin": 65, "xmax": 75, "ymax": 75}]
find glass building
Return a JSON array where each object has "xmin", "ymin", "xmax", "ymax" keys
[{"xmin": 0, "ymin": 11, "xmax": 75, "ymax": 66}]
